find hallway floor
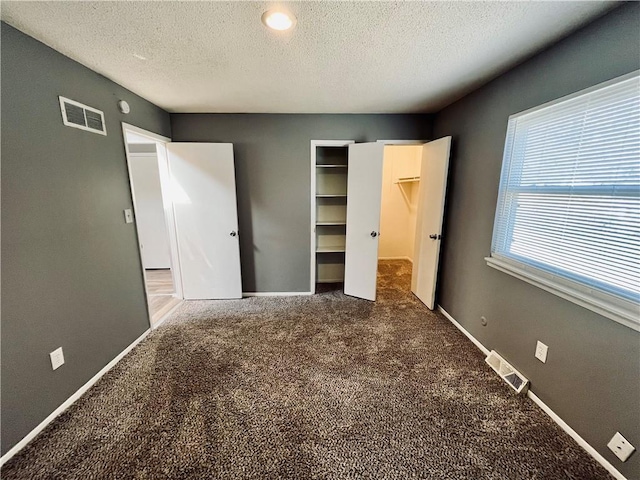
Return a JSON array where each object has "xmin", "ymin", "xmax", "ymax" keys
[{"xmin": 145, "ymin": 269, "xmax": 180, "ymax": 325}]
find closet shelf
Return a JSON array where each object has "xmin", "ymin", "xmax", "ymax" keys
[
  {"xmin": 395, "ymin": 176, "xmax": 420, "ymax": 184},
  {"xmin": 313, "ymin": 140, "xmax": 352, "ymax": 289},
  {"xmin": 316, "ymin": 246, "xmax": 346, "ymax": 253}
]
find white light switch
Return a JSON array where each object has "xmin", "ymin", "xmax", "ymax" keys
[
  {"xmin": 535, "ymin": 341, "xmax": 548, "ymax": 363},
  {"xmin": 124, "ymin": 208, "xmax": 133, "ymax": 224},
  {"xmin": 50, "ymin": 347, "xmax": 65, "ymax": 370},
  {"xmin": 608, "ymin": 432, "xmax": 635, "ymax": 462}
]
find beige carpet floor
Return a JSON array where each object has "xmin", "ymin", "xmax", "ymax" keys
[{"xmin": 1, "ymin": 261, "xmax": 611, "ymax": 479}]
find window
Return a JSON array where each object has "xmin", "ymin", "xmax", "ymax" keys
[{"xmin": 487, "ymin": 71, "xmax": 640, "ymax": 331}]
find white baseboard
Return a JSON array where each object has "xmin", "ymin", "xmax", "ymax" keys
[
  {"xmin": 437, "ymin": 306, "xmax": 490, "ymax": 356},
  {"xmin": 526, "ymin": 391, "xmax": 626, "ymax": 480},
  {"xmin": 0, "ymin": 328, "xmax": 151, "ymax": 467},
  {"xmin": 379, "ymin": 256, "xmax": 413, "ymax": 263},
  {"xmin": 436, "ymin": 305, "xmax": 626, "ymax": 480},
  {"xmin": 242, "ymin": 292, "xmax": 312, "ymax": 297}
]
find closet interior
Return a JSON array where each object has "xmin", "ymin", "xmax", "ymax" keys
[
  {"xmin": 312, "ymin": 141, "xmax": 352, "ymax": 285},
  {"xmin": 378, "ymin": 145, "xmax": 423, "ymax": 271}
]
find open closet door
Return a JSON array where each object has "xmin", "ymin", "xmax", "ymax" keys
[
  {"xmin": 344, "ymin": 142, "xmax": 385, "ymax": 301},
  {"xmin": 411, "ymin": 137, "xmax": 452, "ymax": 309},
  {"xmin": 167, "ymin": 143, "xmax": 242, "ymax": 299}
]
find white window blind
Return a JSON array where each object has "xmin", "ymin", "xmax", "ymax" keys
[{"xmin": 488, "ymin": 72, "xmax": 640, "ymax": 330}]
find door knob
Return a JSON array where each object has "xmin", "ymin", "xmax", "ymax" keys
[
  {"xmin": 371, "ymin": 231, "xmax": 378, "ymax": 238},
  {"xmin": 230, "ymin": 231, "xmax": 237, "ymax": 237},
  {"xmin": 429, "ymin": 234, "xmax": 441, "ymax": 240}
]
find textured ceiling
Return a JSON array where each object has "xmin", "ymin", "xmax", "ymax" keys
[{"xmin": 1, "ymin": 1, "xmax": 616, "ymax": 113}]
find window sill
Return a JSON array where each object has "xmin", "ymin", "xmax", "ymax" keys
[{"xmin": 485, "ymin": 256, "xmax": 640, "ymax": 332}]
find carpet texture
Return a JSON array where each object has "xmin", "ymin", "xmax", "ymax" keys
[{"xmin": 2, "ymin": 261, "xmax": 611, "ymax": 479}]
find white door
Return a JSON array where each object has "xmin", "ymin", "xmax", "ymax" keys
[
  {"xmin": 344, "ymin": 142, "xmax": 385, "ymax": 301},
  {"xmin": 411, "ymin": 137, "xmax": 452, "ymax": 309},
  {"xmin": 129, "ymin": 155, "xmax": 172, "ymax": 269},
  {"xmin": 167, "ymin": 143, "xmax": 242, "ymax": 299}
]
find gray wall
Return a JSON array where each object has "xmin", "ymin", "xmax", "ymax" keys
[
  {"xmin": 433, "ymin": 4, "xmax": 640, "ymax": 477},
  {"xmin": 1, "ymin": 23, "xmax": 171, "ymax": 454},
  {"xmin": 170, "ymin": 114, "xmax": 433, "ymax": 293}
]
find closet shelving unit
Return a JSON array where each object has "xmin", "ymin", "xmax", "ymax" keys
[{"xmin": 311, "ymin": 140, "xmax": 354, "ymax": 291}]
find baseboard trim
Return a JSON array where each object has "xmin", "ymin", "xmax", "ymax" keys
[
  {"xmin": 0, "ymin": 328, "xmax": 151, "ymax": 467},
  {"xmin": 436, "ymin": 305, "xmax": 626, "ymax": 480},
  {"xmin": 526, "ymin": 391, "xmax": 626, "ymax": 480},
  {"xmin": 242, "ymin": 292, "xmax": 312, "ymax": 297},
  {"xmin": 437, "ymin": 305, "xmax": 489, "ymax": 356}
]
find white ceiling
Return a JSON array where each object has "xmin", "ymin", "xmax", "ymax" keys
[{"xmin": 1, "ymin": 1, "xmax": 616, "ymax": 113}]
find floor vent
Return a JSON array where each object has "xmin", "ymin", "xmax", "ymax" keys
[
  {"xmin": 485, "ymin": 350, "xmax": 529, "ymax": 394},
  {"xmin": 59, "ymin": 96, "xmax": 106, "ymax": 135}
]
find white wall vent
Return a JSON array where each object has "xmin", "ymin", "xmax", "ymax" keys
[
  {"xmin": 58, "ymin": 96, "xmax": 106, "ymax": 136},
  {"xmin": 485, "ymin": 350, "xmax": 529, "ymax": 394}
]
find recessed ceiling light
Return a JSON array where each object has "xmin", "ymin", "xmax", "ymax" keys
[{"xmin": 261, "ymin": 10, "xmax": 296, "ymax": 31}]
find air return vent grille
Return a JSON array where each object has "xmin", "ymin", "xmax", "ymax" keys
[
  {"xmin": 485, "ymin": 350, "xmax": 529, "ymax": 394},
  {"xmin": 58, "ymin": 96, "xmax": 106, "ymax": 135}
]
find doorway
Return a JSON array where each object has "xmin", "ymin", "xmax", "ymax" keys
[
  {"xmin": 122, "ymin": 124, "xmax": 183, "ymax": 328},
  {"xmin": 377, "ymin": 144, "xmax": 422, "ymax": 292},
  {"xmin": 343, "ymin": 138, "xmax": 451, "ymax": 307},
  {"xmin": 124, "ymin": 124, "xmax": 243, "ymax": 312}
]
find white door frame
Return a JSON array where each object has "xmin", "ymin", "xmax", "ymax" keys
[
  {"xmin": 376, "ymin": 140, "xmax": 429, "ymax": 145},
  {"xmin": 122, "ymin": 123, "xmax": 184, "ymax": 329}
]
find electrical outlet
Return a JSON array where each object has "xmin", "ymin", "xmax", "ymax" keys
[
  {"xmin": 535, "ymin": 341, "xmax": 548, "ymax": 363},
  {"xmin": 607, "ymin": 432, "xmax": 635, "ymax": 462},
  {"xmin": 124, "ymin": 209, "xmax": 133, "ymax": 224},
  {"xmin": 50, "ymin": 347, "xmax": 65, "ymax": 370}
]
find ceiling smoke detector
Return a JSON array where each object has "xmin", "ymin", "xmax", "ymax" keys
[{"xmin": 261, "ymin": 10, "xmax": 296, "ymax": 31}]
